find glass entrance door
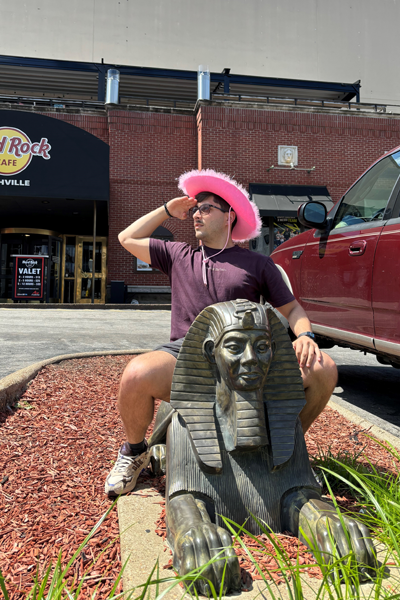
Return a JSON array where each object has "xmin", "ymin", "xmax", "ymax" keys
[
  {"xmin": 75, "ymin": 237, "xmax": 107, "ymax": 303},
  {"xmin": 0, "ymin": 229, "xmax": 62, "ymax": 303}
]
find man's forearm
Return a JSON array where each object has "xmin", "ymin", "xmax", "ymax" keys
[
  {"xmin": 117, "ymin": 196, "xmax": 194, "ymax": 262},
  {"xmin": 278, "ymin": 300, "xmax": 321, "ymax": 368},
  {"xmin": 118, "ymin": 204, "xmax": 169, "ymax": 244},
  {"xmin": 288, "ymin": 310, "xmax": 312, "ymax": 337},
  {"xmin": 280, "ymin": 301, "xmax": 312, "ymax": 336}
]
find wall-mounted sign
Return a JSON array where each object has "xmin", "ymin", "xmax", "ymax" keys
[
  {"xmin": 0, "ymin": 111, "xmax": 109, "ymax": 200},
  {"xmin": 0, "ymin": 127, "xmax": 51, "ymax": 176},
  {"xmin": 278, "ymin": 145, "xmax": 298, "ymax": 166},
  {"xmin": 12, "ymin": 255, "xmax": 47, "ymax": 300}
]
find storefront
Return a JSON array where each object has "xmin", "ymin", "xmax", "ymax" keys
[
  {"xmin": 0, "ymin": 110, "xmax": 109, "ymax": 303},
  {"xmin": 249, "ymin": 184, "xmax": 334, "ymax": 256}
]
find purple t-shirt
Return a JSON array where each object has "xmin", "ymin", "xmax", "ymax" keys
[{"xmin": 149, "ymin": 240, "xmax": 294, "ymax": 341}]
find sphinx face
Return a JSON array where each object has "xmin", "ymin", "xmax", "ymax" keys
[{"xmin": 214, "ymin": 330, "xmax": 273, "ymax": 392}]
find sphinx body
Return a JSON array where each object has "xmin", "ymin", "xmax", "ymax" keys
[
  {"xmin": 166, "ymin": 388, "xmax": 320, "ymax": 535},
  {"xmin": 149, "ymin": 300, "xmax": 376, "ymax": 595}
]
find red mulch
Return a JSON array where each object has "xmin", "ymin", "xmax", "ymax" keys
[{"xmin": 1, "ymin": 355, "xmax": 398, "ymax": 598}]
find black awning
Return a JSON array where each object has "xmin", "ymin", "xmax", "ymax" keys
[
  {"xmin": 0, "ymin": 195, "xmax": 109, "ymax": 235},
  {"xmin": 151, "ymin": 225, "xmax": 173, "ymax": 238},
  {"xmin": 249, "ymin": 184, "xmax": 333, "ymax": 217}
]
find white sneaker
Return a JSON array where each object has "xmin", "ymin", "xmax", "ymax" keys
[{"xmin": 105, "ymin": 441, "xmax": 150, "ymax": 497}]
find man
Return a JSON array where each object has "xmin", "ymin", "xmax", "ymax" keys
[{"xmin": 105, "ymin": 170, "xmax": 337, "ymax": 497}]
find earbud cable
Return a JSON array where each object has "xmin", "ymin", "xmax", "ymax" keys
[{"xmin": 201, "ymin": 207, "xmax": 232, "ymax": 287}]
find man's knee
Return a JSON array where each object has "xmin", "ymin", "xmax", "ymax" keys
[
  {"xmin": 120, "ymin": 356, "xmax": 149, "ymax": 391},
  {"xmin": 302, "ymin": 351, "xmax": 338, "ymax": 392},
  {"xmin": 317, "ymin": 352, "xmax": 338, "ymax": 392},
  {"xmin": 118, "ymin": 351, "xmax": 175, "ymax": 403},
  {"xmin": 299, "ymin": 353, "xmax": 337, "ymax": 431},
  {"xmin": 120, "ymin": 353, "xmax": 159, "ymax": 391}
]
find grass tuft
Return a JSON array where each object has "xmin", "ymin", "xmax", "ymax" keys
[{"xmin": 312, "ymin": 444, "xmax": 372, "ymax": 494}]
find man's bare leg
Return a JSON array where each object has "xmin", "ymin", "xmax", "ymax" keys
[
  {"xmin": 299, "ymin": 351, "xmax": 338, "ymax": 433},
  {"xmin": 118, "ymin": 350, "xmax": 176, "ymax": 443},
  {"xmin": 105, "ymin": 350, "xmax": 176, "ymax": 496}
]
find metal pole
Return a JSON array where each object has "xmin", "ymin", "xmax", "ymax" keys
[
  {"xmin": 268, "ymin": 217, "xmax": 274, "ymax": 257},
  {"xmin": 91, "ymin": 200, "xmax": 97, "ymax": 304}
]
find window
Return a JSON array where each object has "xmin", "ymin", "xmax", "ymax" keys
[
  {"xmin": 136, "ymin": 257, "xmax": 154, "ymax": 272},
  {"xmin": 333, "ymin": 151, "xmax": 400, "ymax": 229}
]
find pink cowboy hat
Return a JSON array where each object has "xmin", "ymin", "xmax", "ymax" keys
[{"xmin": 178, "ymin": 169, "xmax": 261, "ymax": 242}]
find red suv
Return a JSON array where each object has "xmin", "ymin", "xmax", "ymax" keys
[{"xmin": 271, "ymin": 146, "xmax": 400, "ymax": 368}]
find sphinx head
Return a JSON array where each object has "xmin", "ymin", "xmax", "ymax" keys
[
  {"xmin": 203, "ymin": 300, "xmax": 274, "ymax": 393},
  {"xmin": 206, "ymin": 328, "xmax": 273, "ymax": 392},
  {"xmin": 202, "ymin": 301, "xmax": 274, "ymax": 450}
]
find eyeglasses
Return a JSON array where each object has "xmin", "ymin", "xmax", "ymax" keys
[{"xmin": 189, "ymin": 203, "xmax": 228, "ymax": 217}]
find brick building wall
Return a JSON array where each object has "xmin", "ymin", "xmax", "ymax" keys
[
  {"xmin": 42, "ymin": 104, "xmax": 400, "ymax": 287},
  {"xmin": 40, "ymin": 111, "xmax": 110, "ymax": 146},
  {"xmin": 107, "ymin": 109, "xmax": 197, "ymax": 286},
  {"xmin": 197, "ymin": 104, "xmax": 400, "ymax": 204}
]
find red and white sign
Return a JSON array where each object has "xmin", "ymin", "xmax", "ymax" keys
[{"xmin": 13, "ymin": 255, "xmax": 46, "ymax": 300}]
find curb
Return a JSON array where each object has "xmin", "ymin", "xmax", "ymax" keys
[
  {"xmin": 0, "ymin": 304, "xmax": 171, "ymax": 310},
  {"xmin": 329, "ymin": 398, "xmax": 400, "ymax": 451},
  {"xmin": 0, "ymin": 349, "xmax": 151, "ymax": 411}
]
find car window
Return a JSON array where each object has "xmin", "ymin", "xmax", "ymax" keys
[{"xmin": 333, "ymin": 150, "xmax": 400, "ymax": 229}]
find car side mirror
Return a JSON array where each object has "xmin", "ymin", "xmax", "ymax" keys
[{"xmin": 298, "ymin": 201, "xmax": 327, "ymax": 229}]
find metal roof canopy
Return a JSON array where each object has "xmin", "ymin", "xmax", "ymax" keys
[
  {"xmin": 0, "ymin": 55, "xmax": 361, "ymax": 103},
  {"xmin": 250, "ymin": 184, "xmax": 334, "ymax": 217}
]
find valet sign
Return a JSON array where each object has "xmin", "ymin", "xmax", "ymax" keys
[
  {"xmin": 13, "ymin": 256, "xmax": 46, "ymax": 300},
  {"xmin": 0, "ymin": 126, "xmax": 51, "ymax": 183}
]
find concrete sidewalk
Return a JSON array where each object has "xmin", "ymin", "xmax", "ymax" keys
[{"xmin": 0, "ymin": 308, "xmax": 171, "ymax": 379}]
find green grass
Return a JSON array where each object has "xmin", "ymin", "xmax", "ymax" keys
[
  {"xmin": 16, "ymin": 400, "xmax": 35, "ymax": 410},
  {"xmin": 2, "ymin": 439, "xmax": 400, "ymax": 599},
  {"xmin": 318, "ymin": 439, "xmax": 400, "ymax": 555},
  {"xmin": 312, "ymin": 444, "xmax": 373, "ymax": 493}
]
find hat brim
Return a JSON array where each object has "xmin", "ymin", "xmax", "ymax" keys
[{"xmin": 178, "ymin": 169, "xmax": 261, "ymax": 242}]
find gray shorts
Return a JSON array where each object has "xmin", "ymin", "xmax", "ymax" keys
[{"xmin": 153, "ymin": 337, "xmax": 184, "ymax": 359}]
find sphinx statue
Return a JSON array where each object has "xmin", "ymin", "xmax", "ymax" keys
[{"xmin": 148, "ymin": 299, "xmax": 376, "ymax": 595}]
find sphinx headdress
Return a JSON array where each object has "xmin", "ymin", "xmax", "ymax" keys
[{"xmin": 170, "ymin": 299, "xmax": 306, "ymax": 472}]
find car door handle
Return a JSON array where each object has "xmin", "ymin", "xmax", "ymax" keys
[{"xmin": 349, "ymin": 240, "xmax": 367, "ymax": 256}]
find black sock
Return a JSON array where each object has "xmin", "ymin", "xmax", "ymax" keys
[{"xmin": 128, "ymin": 440, "xmax": 146, "ymax": 455}]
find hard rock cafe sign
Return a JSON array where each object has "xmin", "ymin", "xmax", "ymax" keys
[{"xmin": 0, "ymin": 126, "xmax": 51, "ymax": 178}]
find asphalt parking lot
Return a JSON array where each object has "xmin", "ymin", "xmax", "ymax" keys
[
  {"xmin": 0, "ymin": 308, "xmax": 171, "ymax": 378},
  {"xmin": 326, "ymin": 345, "xmax": 400, "ymax": 437},
  {"xmin": 1, "ymin": 307, "xmax": 399, "ymax": 440}
]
